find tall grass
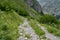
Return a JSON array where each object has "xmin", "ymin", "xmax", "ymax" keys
[
  {"xmin": 0, "ymin": 11, "xmax": 23, "ymax": 40},
  {"xmin": 41, "ymin": 24, "xmax": 60, "ymax": 37},
  {"xmin": 29, "ymin": 19, "xmax": 45, "ymax": 36}
]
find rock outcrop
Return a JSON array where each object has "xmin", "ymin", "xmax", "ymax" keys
[
  {"xmin": 24, "ymin": 0, "xmax": 43, "ymax": 15},
  {"xmin": 37, "ymin": 0, "xmax": 60, "ymax": 19}
]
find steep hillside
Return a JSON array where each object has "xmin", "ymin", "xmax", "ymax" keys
[
  {"xmin": 0, "ymin": 0, "xmax": 43, "ymax": 40},
  {"xmin": 37, "ymin": 0, "xmax": 60, "ymax": 19},
  {"xmin": 0, "ymin": 10, "xmax": 23, "ymax": 40},
  {"xmin": 24, "ymin": 0, "xmax": 43, "ymax": 14},
  {"xmin": 0, "ymin": 0, "xmax": 60, "ymax": 40}
]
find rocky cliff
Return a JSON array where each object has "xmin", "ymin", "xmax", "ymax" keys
[
  {"xmin": 24, "ymin": 0, "xmax": 43, "ymax": 14},
  {"xmin": 37, "ymin": 0, "xmax": 60, "ymax": 19}
]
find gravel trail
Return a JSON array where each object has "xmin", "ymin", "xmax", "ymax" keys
[
  {"xmin": 38, "ymin": 24, "xmax": 60, "ymax": 40},
  {"xmin": 18, "ymin": 19, "xmax": 40, "ymax": 40}
]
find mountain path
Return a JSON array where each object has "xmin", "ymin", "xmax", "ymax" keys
[
  {"xmin": 38, "ymin": 24, "xmax": 60, "ymax": 40},
  {"xmin": 18, "ymin": 18, "xmax": 40, "ymax": 40}
]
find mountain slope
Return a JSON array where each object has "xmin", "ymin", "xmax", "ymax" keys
[
  {"xmin": 0, "ymin": 0, "xmax": 60, "ymax": 40},
  {"xmin": 37, "ymin": 0, "xmax": 60, "ymax": 18},
  {"xmin": 0, "ymin": 0, "xmax": 43, "ymax": 40},
  {"xmin": 24, "ymin": 0, "xmax": 43, "ymax": 14},
  {"xmin": 0, "ymin": 11, "xmax": 23, "ymax": 40}
]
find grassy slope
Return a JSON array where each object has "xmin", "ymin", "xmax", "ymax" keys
[
  {"xmin": 14, "ymin": 0, "xmax": 60, "ymax": 38},
  {"xmin": 41, "ymin": 24, "xmax": 60, "ymax": 37},
  {"xmin": 0, "ymin": 0, "xmax": 41, "ymax": 40},
  {"xmin": 0, "ymin": 0, "xmax": 60, "ymax": 40},
  {"xmin": 29, "ymin": 19, "xmax": 45, "ymax": 38},
  {"xmin": 0, "ymin": 0, "xmax": 41, "ymax": 19},
  {"xmin": 0, "ymin": 11, "xmax": 23, "ymax": 40}
]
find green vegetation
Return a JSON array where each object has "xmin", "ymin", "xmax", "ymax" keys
[
  {"xmin": 0, "ymin": 0, "xmax": 60, "ymax": 40},
  {"xmin": 0, "ymin": 0, "xmax": 41, "ymax": 17},
  {"xmin": 0, "ymin": 0, "xmax": 41, "ymax": 40},
  {"xmin": 39, "ymin": 14, "xmax": 60, "ymax": 37},
  {"xmin": 49, "ymin": 23, "xmax": 60, "ymax": 30},
  {"xmin": 0, "ymin": 0, "xmax": 28, "ymax": 16},
  {"xmin": 29, "ymin": 19, "xmax": 45, "ymax": 36},
  {"xmin": 25, "ymin": 34, "xmax": 31, "ymax": 39},
  {"xmin": 39, "ymin": 14, "xmax": 58, "ymax": 24},
  {"xmin": 41, "ymin": 24, "xmax": 60, "ymax": 37},
  {"xmin": 0, "ymin": 11, "xmax": 23, "ymax": 40}
]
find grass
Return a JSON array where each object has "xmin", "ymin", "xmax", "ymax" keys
[
  {"xmin": 0, "ymin": 0, "xmax": 44, "ymax": 40},
  {"xmin": 39, "ymin": 14, "xmax": 58, "ymax": 24},
  {"xmin": 25, "ymin": 34, "xmax": 31, "ymax": 39},
  {"xmin": 0, "ymin": 11, "xmax": 23, "ymax": 40},
  {"xmin": 0, "ymin": 0, "xmax": 42, "ymax": 40},
  {"xmin": 41, "ymin": 24, "xmax": 60, "ymax": 37},
  {"xmin": 29, "ymin": 19, "xmax": 45, "ymax": 37},
  {"xmin": 0, "ymin": 0, "xmax": 41, "ymax": 19},
  {"xmin": 1, "ymin": 0, "xmax": 59, "ymax": 40}
]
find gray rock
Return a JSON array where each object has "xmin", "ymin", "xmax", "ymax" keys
[
  {"xmin": 24, "ymin": 0, "xmax": 43, "ymax": 14},
  {"xmin": 18, "ymin": 18, "xmax": 40, "ymax": 40},
  {"xmin": 37, "ymin": 0, "xmax": 60, "ymax": 17},
  {"xmin": 38, "ymin": 24, "xmax": 60, "ymax": 40}
]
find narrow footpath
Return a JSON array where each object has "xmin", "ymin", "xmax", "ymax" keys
[
  {"xmin": 18, "ymin": 19, "xmax": 40, "ymax": 40},
  {"xmin": 38, "ymin": 24, "xmax": 60, "ymax": 40}
]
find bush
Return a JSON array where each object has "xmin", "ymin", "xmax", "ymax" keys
[
  {"xmin": 0, "ymin": 11, "xmax": 23, "ymax": 40},
  {"xmin": 39, "ymin": 14, "xmax": 58, "ymax": 24},
  {"xmin": 0, "ymin": 0, "xmax": 29, "ymax": 16},
  {"xmin": 0, "ymin": 0, "xmax": 15, "ymax": 11}
]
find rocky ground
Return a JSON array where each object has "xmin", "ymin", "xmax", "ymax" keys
[
  {"xmin": 38, "ymin": 24, "xmax": 60, "ymax": 40},
  {"xmin": 17, "ymin": 18, "xmax": 60, "ymax": 40},
  {"xmin": 18, "ymin": 19, "xmax": 40, "ymax": 40}
]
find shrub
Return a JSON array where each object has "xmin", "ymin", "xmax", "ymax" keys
[
  {"xmin": 0, "ymin": 0, "xmax": 15, "ymax": 11},
  {"xmin": 39, "ymin": 14, "xmax": 58, "ymax": 24},
  {"xmin": 0, "ymin": 0, "xmax": 29, "ymax": 16},
  {"xmin": 0, "ymin": 11, "xmax": 23, "ymax": 40}
]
